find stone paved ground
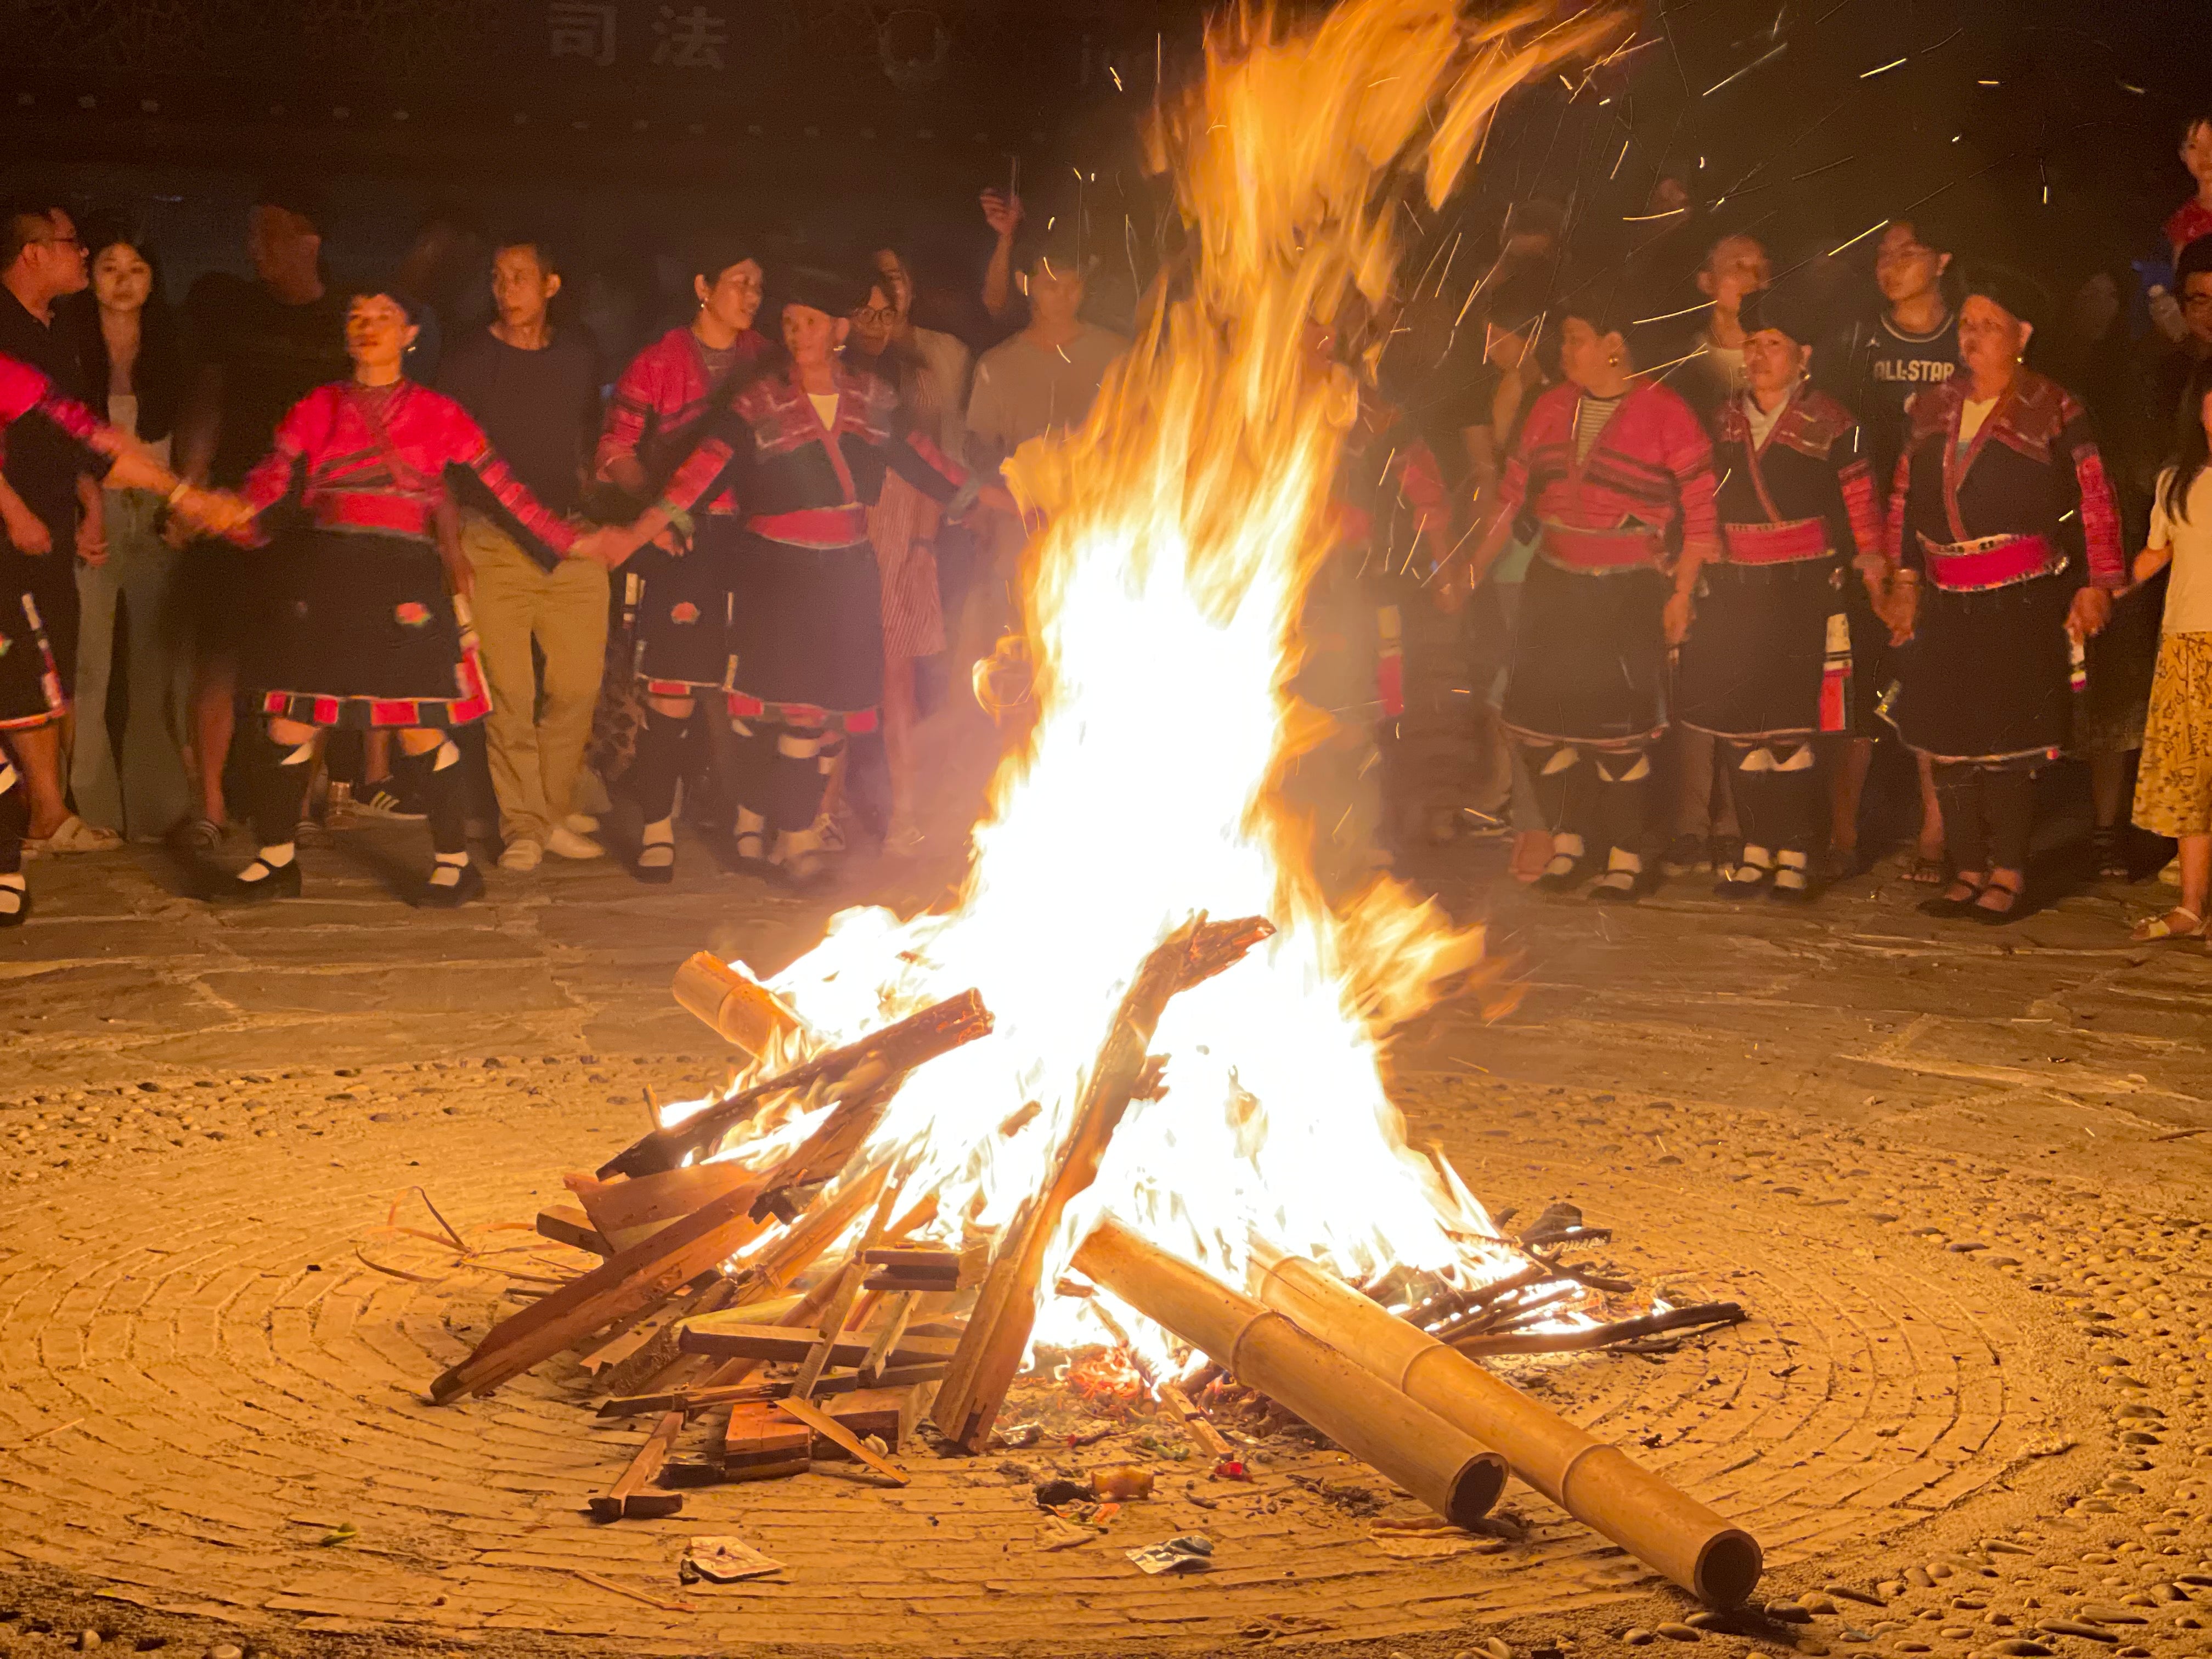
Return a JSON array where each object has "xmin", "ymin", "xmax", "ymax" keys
[{"xmin": 3, "ymin": 829, "xmax": 2211, "ymax": 1659}]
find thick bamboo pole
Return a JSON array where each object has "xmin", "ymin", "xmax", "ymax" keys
[
  {"xmin": 1254, "ymin": 1254, "xmax": 1762, "ymax": 1607},
  {"xmin": 1072, "ymin": 1220, "xmax": 1505, "ymax": 1528}
]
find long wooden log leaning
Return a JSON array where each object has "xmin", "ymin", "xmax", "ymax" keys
[
  {"xmin": 1252, "ymin": 1252, "xmax": 1762, "ymax": 1606},
  {"xmin": 597, "ymin": 989, "xmax": 994, "ymax": 1179},
  {"xmin": 931, "ymin": 915, "xmax": 1273, "ymax": 1452},
  {"xmin": 1073, "ymin": 1218, "xmax": 1506, "ymax": 1527}
]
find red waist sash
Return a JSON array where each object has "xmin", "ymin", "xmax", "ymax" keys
[
  {"xmin": 1719, "ymin": 518, "xmax": 1828, "ymax": 566},
  {"xmin": 1538, "ymin": 522, "xmax": 1664, "ymax": 572},
  {"xmin": 747, "ymin": 505, "xmax": 868, "ymax": 547},
  {"xmin": 1917, "ymin": 532, "xmax": 2062, "ymax": 592},
  {"xmin": 311, "ymin": 492, "xmax": 431, "ymax": 538}
]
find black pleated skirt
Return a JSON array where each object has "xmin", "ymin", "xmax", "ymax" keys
[
  {"xmin": 728, "ymin": 534, "xmax": 884, "ymax": 725},
  {"xmin": 1675, "ymin": 558, "xmax": 1841, "ymax": 741},
  {"xmin": 1893, "ymin": 571, "xmax": 2074, "ymax": 764},
  {"xmin": 250, "ymin": 530, "xmax": 488, "ymax": 729},
  {"xmin": 1500, "ymin": 555, "xmax": 1670, "ymax": 747}
]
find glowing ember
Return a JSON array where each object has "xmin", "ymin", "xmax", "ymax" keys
[{"xmin": 680, "ymin": 0, "xmax": 1618, "ymax": 1369}]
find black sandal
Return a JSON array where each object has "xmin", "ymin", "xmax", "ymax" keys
[
  {"xmin": 1917, "ymin": 874, "xmax": 1984, "ymax": 918},
  {"xmin": 1969, "ymin": 873, "xmax": 2025, "ymax": 926}
]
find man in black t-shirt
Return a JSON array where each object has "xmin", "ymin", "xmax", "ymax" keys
[
  {"xmin": 437, "ymin": 236, "xmax": 607, "ymax": 871},
  {"xmin": 0, "ymin": 199, "xmax": 119, "ymax": 854},
  {"xmin": 1815, "ymin": 216, "xmax": 1958, "ymax": 882},
  {"xmin": 172, "ymin": 185, "xmax": 352, "ymax": 840}
]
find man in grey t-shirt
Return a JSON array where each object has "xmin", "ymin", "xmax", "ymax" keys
[{"xmin": 964, "ymin": 245, "xmax": 1125, "ymax": 471}]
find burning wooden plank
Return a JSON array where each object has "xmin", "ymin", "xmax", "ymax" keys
[
  {"xmin": 594, "ymin": 1365, "xmax": 950, "ymax": 1420},
  {"xmin": 674, "ymin": 1321, "xmax": 959, "ymax": 1369},
  {"xmin": 597, "ymin": 989, "xmax": 994, "ymax": 1180},
  {"xmin": 1071, "ymin": 1217, "xmax": 1506, "ymax": 1528},
  {"xmin": 861, "ymin": 1240, "xmax": 989, "ymax": 1292},
  {"xmin": 931, "ymin": 915, "xmax": 1273, "ymax": 1452},
  {"xmin": 567, "ymin": 1161, "xmax": 757, "ymax": 1252}
]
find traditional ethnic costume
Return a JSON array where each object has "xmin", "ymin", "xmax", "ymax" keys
[
  {"xmin": 1887, "ymin": 351, "xmax": 2123, "ymax": 890},
  {"xmin": 647, "ymin": 273, "xmax": 977, "ymax": 875},
  {"xmin": 1494, "ymin": 376, "xmax": 1719, "ymax": 896},
  {"xmin": 219, "ymin": 376, "xmax": 581, "ymax": 905},
  {"xmin": 0, "ymin": 352, "xmax": 111, "ymax": 924},
  {"xmin": 1675, "ymin": 291, "xmax": 1882, "ymax": 899}
]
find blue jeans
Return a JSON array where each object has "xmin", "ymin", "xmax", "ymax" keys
[{"xmin": 71, "ymin": 489, "xmax": 192, "ymax": 839}]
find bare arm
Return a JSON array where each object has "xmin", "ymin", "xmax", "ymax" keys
[
  {"xmin": 75, "ymin": 474, "xmax": 106, "ymax": 566},
  {"xmin": 0, "ymin": 473, "xmax": 48, "ymax": 555},
  {"xmin": 980, "ymin": 189, "xmax": 1024, "ymax": 323},
  {"xmin": 2135, "ymin": 543, "xmax": 2174, "ymax": 584}
]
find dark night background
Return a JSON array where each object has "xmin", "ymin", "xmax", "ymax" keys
[{"xmin": 0, "ymin": 0, "xmax": 2205, "ymax": 349}]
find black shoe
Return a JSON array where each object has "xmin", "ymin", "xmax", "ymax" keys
[
  {"xmin": 0, "ymin": 884, "xmax": 28, "ymax": 928},
  {"xmin": 1533, "ymin": 847, "xmax": 1590, "ymax": 893},
  {"xmin": 1659, "ymin": 833, "xmax": 1705, "ymax": 877},
  {"xmin": 1587, "ymin": 862, "xmax": 1646, "ymax": 904},
  {"xmin": 213, "ymin": 858, "xmax": 303, "ymax": 905},
  {"xmin": 418, "ymin": 860, "xmax": 486, "ymax": 909},
  {"xmin": 1716, "ymin": 864, "xmax": 1771, "ymax": 900},
  {"xmin": 631, "ymin": 841, "xmax": 676, "ymax": 885},
  {"xmin": 1768, "ymin": 868, "xmax": 1816, "ymax": 904}
]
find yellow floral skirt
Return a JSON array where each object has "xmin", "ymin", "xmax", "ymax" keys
[{"xmin": 2132, "ymin": 630, "xmax": 2212, "ymax": 837}]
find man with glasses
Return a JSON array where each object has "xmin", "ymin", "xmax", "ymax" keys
[
  {"xmin": 0, "ymin": 200, "xmax": 119, "ymax": 854},
  {"xmin": 2152, "ymin": 236, "xmax": 2212, "ymax": 439}
]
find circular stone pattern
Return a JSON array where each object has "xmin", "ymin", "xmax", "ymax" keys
[{"xmin": 0, "ymin": 1064, "xmax": 2155, "ymax": 1654}]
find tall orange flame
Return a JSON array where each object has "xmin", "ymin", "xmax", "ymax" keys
[{"xmin": 692, "ymin": 0, "xmax": 1618, "ymax": 1361}]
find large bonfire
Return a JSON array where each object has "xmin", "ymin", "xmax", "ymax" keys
[{"xmin": 663, "ymin": 0, "xmax": 1618, "ymax": 1362}]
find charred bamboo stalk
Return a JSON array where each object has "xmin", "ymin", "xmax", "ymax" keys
[
  {"xmin": 930, "ymin": 915, "xmax": 1274, "ymax": 1452},
  {"xmin": 670, "ymin": 952, "xmax": 805, "ymax": 1057},
  {"xmin": 599, "ymin": 989, "xmax": 994, "ymax": 1179},
  {"xmin": 1073, "ymin": 1219, "xmax": 1505, "ymax": 1526},
  {"xmin": 1253, "ymin": 1254, "xmax": 1762, "ymax": 1607}
]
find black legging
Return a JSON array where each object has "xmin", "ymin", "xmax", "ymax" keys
[
  {"xmin": 1525, "ymin": 741, "xmax": 1651, "ymax": 859},
  {"xmin": 1931, "ymin": 760, "xmax": 2036, "ymax": 875}
]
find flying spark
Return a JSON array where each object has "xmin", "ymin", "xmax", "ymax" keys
[{"xmin": 1859, "ymin": 56, "xmax": 1906, "ymax": 78}]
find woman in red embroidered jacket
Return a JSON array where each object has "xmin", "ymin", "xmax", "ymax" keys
[
  {"xmin": 1453, "ymin": 290, "xmax": 1720, "ymax": 901},
  {"xmin": 1886, "ymin": 268, "xmax": 2122, "ymax": 924},
  {"xmin": 1675, "ymin": 287, "xmax": 1884, "ymax": 901},
  {"xmin": 0, "ymin": 352, "xmax": 232, "ymax": 924},
  {"xmin": 208, "ymin": 292, "xmax": 620, "ymax": 908},
  {"xmin": 605, "ymin": 265, "xmax": 1015, "ymax": 885},
  {"xmin": 594, "ymin": 235, "xmax": 770, "ymax": 809}
]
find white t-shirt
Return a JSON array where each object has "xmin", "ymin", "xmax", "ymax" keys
[{"xmin": 2151, "ymin": 466, "xmax": 2212, "ymax": 635}]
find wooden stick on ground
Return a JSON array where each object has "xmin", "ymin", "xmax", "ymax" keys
[
  {"xmin": 1158, "ymin": 1383, "xmax": 1232, "ymax": 1461},
  {"xmin": 859, "ymin": 1292, "xmax": 917, "ymax": 1383},
  {"xmin": 598, "ymin": 989, "xmax": 993, "ymax": 1179},
  {"xmin": 931, "ymin": 915, "xmax": 1272, "ymax": 1453},
  {"xmin": 775, "ymin": 1394, "xmax": 909, "ymax": 1485},
  {"xmin": 588, "ymin": 1409, "xmax": 686, "ymax": 1521}
]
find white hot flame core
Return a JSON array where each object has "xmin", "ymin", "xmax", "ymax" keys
[{"xmin": 685, "ymin": 0, "xmax": 1617, "ymax": 1365}]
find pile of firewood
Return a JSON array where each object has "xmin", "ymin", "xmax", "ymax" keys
[{"xmin": 425, "ymin": 915, "xmax": 1764, "ymax": 1607}]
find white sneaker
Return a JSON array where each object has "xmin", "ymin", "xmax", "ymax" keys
[
  {"xmin": 546, "ymin": 825, "xmax": 605, "ymax": 860},
  {"xmin": 498, "ymin": 838, "xmax": 543, "ymax": 872}
]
